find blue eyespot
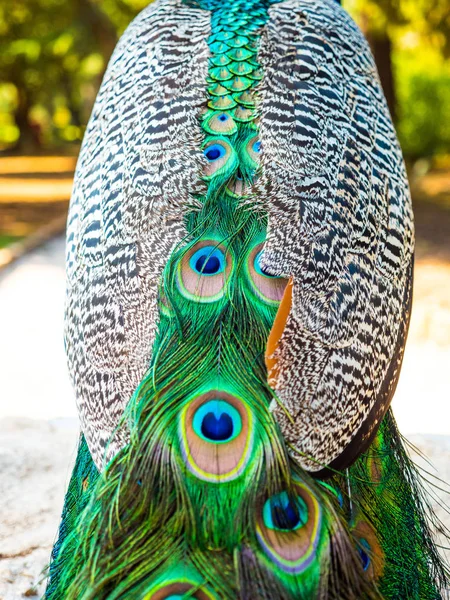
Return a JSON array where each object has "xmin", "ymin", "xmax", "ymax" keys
[
  {"xmin": 263, "ymin": 492, "xmax": 308, "ymax": 531},
  {"xmin": 204, "ymin": 143, "xmax": 226, "ymax": 162},
  {"xmin": 193, "ymin": 400, "xmax": 242, "ymax": 444},
  {"xmin": 218, "ymin": 113, "xmax": 229, "ymax": 122},
  {"xmin": 254, "ymin": 251, "xmax": 276, "ymax": 278},
  {"xmin": 201, "ymin": 412, "xmax": 233, "ymax": 441},
  {"xmin": 189, "ymin": 246, "xmax": 225, "ymax": 276},
  {"xmin": 358, "ymin": 538, "xmax": 371, "ymax": 571},
  {"xmin": 253, "ymin": 140, "xmax": 261, "ymax": 153},
  {"xmin": 196, "ymin": 254, "xmax": 220, "ymax": 274}
]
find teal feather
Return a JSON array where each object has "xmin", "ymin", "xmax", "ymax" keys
[
  {"xmin": 45, "ymin": 435, "xmax": 98, "ymax": 598},
  {"xmin": 331, "ymin": 411, "xmax": 449, "ymax": 598}
]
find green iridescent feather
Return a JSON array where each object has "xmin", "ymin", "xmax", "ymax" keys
[{"xmin": 332, "ymin": 411, "xmax": 449, "ymax": 599}]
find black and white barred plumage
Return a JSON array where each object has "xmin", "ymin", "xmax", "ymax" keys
[
  {"xmin": 65, "ymin": 0, "xmax": 211, "ymax": 467},
  {"xmin": 65, "ymin": 0, "xmax": 413, "ymax": 472},
  {"xmin": 257, "ymin": 0, "xmax": 413, "ymax": 472}
]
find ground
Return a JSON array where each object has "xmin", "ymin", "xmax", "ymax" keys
[{"xmin": 0, "ymin": 418, "xmax": 78, "ymax": 599}]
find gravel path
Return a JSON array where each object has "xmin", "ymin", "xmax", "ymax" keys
[
  {"xmin": 0, "ymin": 418, "xmax": 78, "ymax": 599},
  {"xmin": 0, "ymin": 231, "xmax": 449, "ymax": 598}
]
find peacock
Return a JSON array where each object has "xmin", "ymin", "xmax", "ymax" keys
[{"xmin": 44, "ymin": 0, "xmax": 450, "ymax": 598}]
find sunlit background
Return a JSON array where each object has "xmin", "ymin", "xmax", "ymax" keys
[{"xmin": 0, "ymin": 0, "xmax": 449, "ymax": 597}]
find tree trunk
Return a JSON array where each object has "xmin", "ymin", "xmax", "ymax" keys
[
  {"xmin": 12, "ymin": 84, "xmax": 40, "ymax": 153},
  {"xmin": 369, "ymin": 34, "xmax": 397, "ymax": 124},
  {"xmin": 76, "ymin": 0, "xmax": 117, "ymax": 63}
]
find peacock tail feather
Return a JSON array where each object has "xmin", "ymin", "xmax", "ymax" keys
[
  {"xmin": 45, "ymin": 0, "xmax": 449, "ymax": 598},
  {"xmin": 336, "ymin": 411, "xmax": 450, "ymax": 599}
]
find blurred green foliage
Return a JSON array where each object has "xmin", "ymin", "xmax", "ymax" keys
[
  {"xmin": 0, "ymin": 0, "xmax": 449, "ymax": 159},
  {"xmin": 395, "ymin": 53, "xmax": 450, "ymax": 159},
  {"xmin": 0, "ymin": 0, "xmax": 149, "ymax": 151},
  {"xmin": 344, "ymin": 0, "xmax": 450, "ymax": 160},
  {"xmin": 0, "ymin": 234, "xmax": 23, "ymax": 249}
]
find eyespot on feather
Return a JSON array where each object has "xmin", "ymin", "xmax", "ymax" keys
[
  {"xmin": 233, "ymin": 106, "xmax": 254, "ymax": 122},
  {"xmin": 193, "ymin": 399, "xmax": 242, "ymax": 443},
  {"xmin": 241, "ymin": 134, "xmax": 261, "ymax": 170},
  {"xmin": 247, "ymin": 243, "xmax": 289, "ymax": 304},
  {"xmin": 256, "ymin": 483, "xmax": 324, "ymax": 574},
  {"xmin": 208, "ymin": 94, "xmax": 237, "ymax": 110},
  {"xmin": 358, "ymin": 540, "xmax": 371, "ymax": 572},
  {"xmin": 233, "ymin": 90, "xmax": 255, "ymax": 107},
  {"xmin": 179, "ymin": 390, "xmax": 254, "ymax": 483},
  {"xmin": 203, "ymin": 139, "xmax": 237, "ymax": 179},
  {"xmin": 203, "ymin": 111, "xmax": 238, "ymax": 136},
  {"xmin": 176, "ymin": 240, "xmax": 231, "ymax": 303},
  {"xmin": 262, "ymin": 492, "xmax": 309, "ymax": 531},
  {"xmin": 350, "ymin": 515, "xmax": 384, "ymax": 581}
]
